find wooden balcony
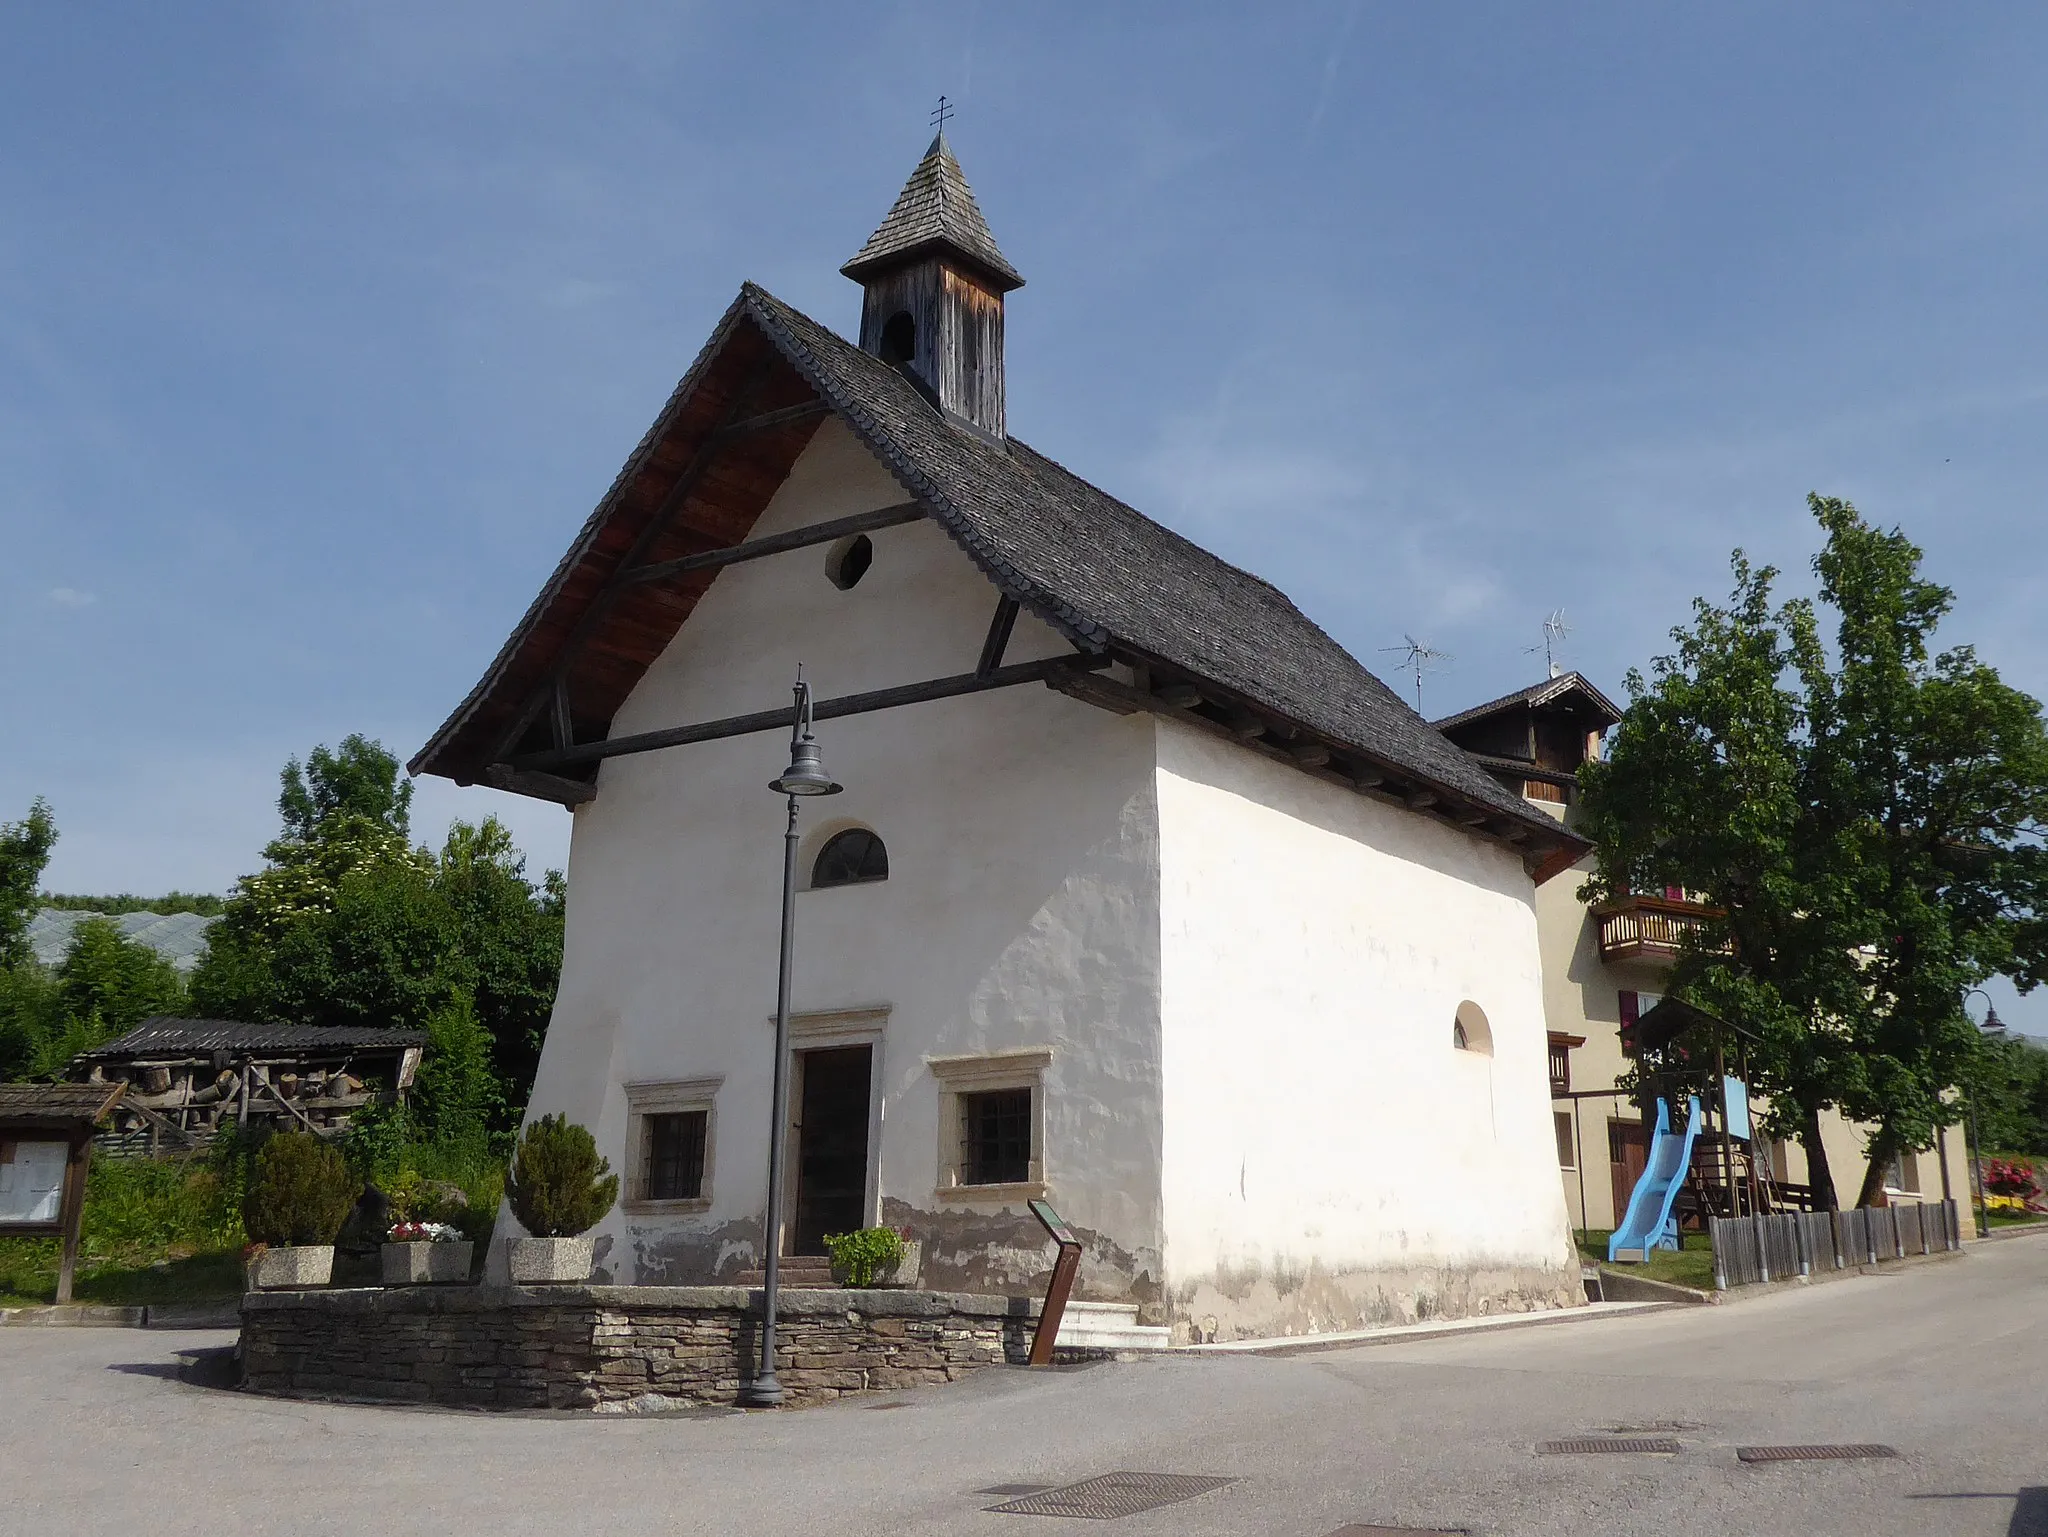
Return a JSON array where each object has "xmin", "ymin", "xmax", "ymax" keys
[{"xmin": 1595, "ymin": 894, "xmax": 1729, "ymax": 966}]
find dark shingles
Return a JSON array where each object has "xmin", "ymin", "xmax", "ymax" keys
[
  {"xmin": 75, "ymin": 1018, "xmax": 429, "ymax": 1059},
  {"xmin": 743, "ymin": 285, "xmax": 1552, "ymax": 829},
  {"xmin": 1432, "ymin": 672, "xmax": 1624, "ymax": 734},
  {"xmin": 840, "ymin": 132, "xmax": 1024, "ymax": 291}
]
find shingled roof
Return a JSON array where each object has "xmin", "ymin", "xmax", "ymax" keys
[
  {"xmin": 1432, "ymin": 671, "xmax": 1623, "ymax": 734},
  {"xmin": 74, "ymin": 1018, "xmax": 428, "ymax": 1060},
  {"xmin": 412, "ymin": 281, "xmax": 1583, "ymax": 870},
  {"xmin": 840, "ymin": 132, "xmax": 1024, "ymax": 291}
]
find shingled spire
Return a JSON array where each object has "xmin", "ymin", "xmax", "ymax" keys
[{"xmin": 843, "ymin": 131, "xmax": 1022, "ymax": 439}]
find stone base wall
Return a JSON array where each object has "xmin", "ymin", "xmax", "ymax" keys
[
  {"xmin": 240, "ymin": 1285, "xmax": 1038, "ymax": 1411},
  {"xmin": 1169, "ymin": 1260, "xmax": 1584, "ymax": 1344}
]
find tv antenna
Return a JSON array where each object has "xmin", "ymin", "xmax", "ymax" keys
[
  {"xmin": 1380, "ymin": 634, "xmax": 1453, "ymax": 714},
  {"xmin": 1526, "ymin": 609, "xmax": 1571, "ymax": 678}
]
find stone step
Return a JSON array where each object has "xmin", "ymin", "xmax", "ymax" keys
[
  {"xmin": 730, "ymin": 1257, "xmax": 837, "ymax": 1288},
  {"xmin": 1054, "ymin": 1301, "xmax": 1170, "ymax": 1353}
]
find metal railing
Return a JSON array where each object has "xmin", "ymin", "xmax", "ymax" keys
[{"xmin": 1710, "ymin": 1200, "xmax": 1961, "ymax": 1289}]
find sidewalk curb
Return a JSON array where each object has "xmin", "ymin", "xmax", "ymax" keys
[
  {"xmin": 1176, "ymin": 1299, "xmax": 1678, "ymax": 1358},
  {"xmin": 0, "ymin": 1302, "xmax": 241, "ymax": 1329}
]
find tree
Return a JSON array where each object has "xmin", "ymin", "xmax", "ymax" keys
[
  {"xmin": 1805, "ymin": 498, "xmax": 2048, "ymax": 1204},
  {"xmin": 278, "ymin": 734, "xmax": 413, "ymax": 844},
  {"xmin": 1580, "ymin": 496, "xmax": 2048, "ymax": 1209},
  {"xmin": 411, "ymin": 990, "xmax": 502, "ymax": 1155},
  {"xmin": 190, "ymin": 736, "xmax": 563, "ymax": 1126},
  {"xmin": 1578, "ymin": 547, "xmax": 1866, "ymax": 1207},
  {"xmin": 0, "ymin": 799, "xmax": 57, "ymax": 970}
]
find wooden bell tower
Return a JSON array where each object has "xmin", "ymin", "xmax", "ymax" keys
[{"xmin": 842, "ymin": 130, "xmax": 1024, "ymax": 440}]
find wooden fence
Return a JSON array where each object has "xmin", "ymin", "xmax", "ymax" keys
[{"xmin": 1710, "ymin": 1200, "xmax": 1961, "ymax": 1290}]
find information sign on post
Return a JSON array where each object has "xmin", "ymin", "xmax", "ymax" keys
[{"xmin": 1026, "ymin": 1199, "xmax": 1082, "ymax": 1367}]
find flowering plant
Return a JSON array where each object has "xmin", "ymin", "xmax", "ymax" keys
[
  {"xmin": 387, "ymin": 1220, "xmax": 464, "ymax": 1244},
  {"xmin": 1983, "ymin": 1158, "xmax": 2041, "ymax": 1202}
]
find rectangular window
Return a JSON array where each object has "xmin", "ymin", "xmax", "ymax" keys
[
  {"xmin": 644, "ymin": 1111, "xmax": 707, "ymax": 1202},
  {"xmin": 961, "ymin": 1088, "xmax": 1033, "ymax": 1187},
  {"xmin": 621, "ymin": 1076, "xmax": 720, "ymax": 1213},
  {"xmin": 1555, "ymin": 1110, "xmax": 1577, "ymax": 1170}
]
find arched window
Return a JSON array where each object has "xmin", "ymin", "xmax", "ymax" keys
[
  {"xmin": 879, "ymin": 311, "xmax": 916, "ymax": 367},
  {"xmin": 827, "ymin": 533, "xmax": 873, "ymax": 590},
  {"xmin": 812, "ymin": 828, "xmax": 888, "ymax": 888},
  {"xmin": 1454, "ymin": 1000, "xmax": 1493, "ymax": 1056}
]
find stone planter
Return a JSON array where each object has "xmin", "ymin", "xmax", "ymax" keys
[
  {"xmin": 876, "ymin": 1239, "xmax": 921, "ymax": 1288},
  {"xmin": 830, "ymin": 1239, "xmax": 922, "ymax": 1289},
  {"xmin": 247, "ymin": 1245, "xmax": 335, "ymax": 1290},
  {"xmin": 508, "ymin": 1234, "xmax": 596, "ymax": 1284},
  {"xmin": 381, "ymin": 1240, "xmax": 474, "ymax": 1285}
]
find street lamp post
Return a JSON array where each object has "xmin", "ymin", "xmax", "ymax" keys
[
  {"xmin": 1963, "ymin": 987, "xmax": 2004, "ymax": 1240},
  {"xmin": 738, "ymin": 671, "xmax": 841, "ymax": 1409}
]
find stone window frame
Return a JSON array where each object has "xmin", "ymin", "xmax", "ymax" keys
[
  {"xmin": 926, "ymin": 1048, "xmax": 1051, "ymax": 1205},
  {"xmin": 620, "ymin": 1076, "xmax": 722, "ymax": 1216}
]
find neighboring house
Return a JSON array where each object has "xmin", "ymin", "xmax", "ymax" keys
[
  {"xmin": 1437, "ymin": 673, "xmax": 1974, "ymax": 1233},
  {"xmin": 71, "ymin": 1017, "xmax": 425, "ymax": 1153},
  {"xmin": 26, "ymin": 908, "xmax": 218, "ymax": 975},
  {"xmin": 412, "ymin": 133, "xmax": 1591, "ymax": 1340}
]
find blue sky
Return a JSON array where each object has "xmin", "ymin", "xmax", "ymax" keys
[{"xmin": 5, "ymin": 5, "xmax": 2045, "ymax": 1026}]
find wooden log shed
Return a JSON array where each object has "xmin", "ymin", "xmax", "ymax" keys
[
  {"xmin": 0, "ymin": 1081, "xmax": 127, "ymax": 1303},
  {"xmin": 69, "ymin": 1018, "xmax": 426, "ymax": 1155}
]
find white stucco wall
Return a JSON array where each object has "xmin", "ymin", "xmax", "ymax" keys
[
  {"xmin": 1155, "ymin": 724, "xmax": 1581, "ymax": 1339},
  {"xmin": 518, "ymin": 420, "xmax": 1167, "ymax": 1299}
]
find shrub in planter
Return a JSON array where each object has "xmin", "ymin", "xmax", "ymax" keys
[
  {"xmin": 504, "ymin": 1115, "xmax": 618, "ymax": 1283},
  {"xmin": 242, "ymin": 1132, "xmax": 360, "ymax": 1288},
  {"xmin": 823, "ymin": 1226, "xmax": 911, "ymax": 1288}
]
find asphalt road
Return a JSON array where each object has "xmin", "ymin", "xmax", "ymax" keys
[{"xmin": 2, "ymin": 1235, "xmax": 2043, "ymax": 1537}]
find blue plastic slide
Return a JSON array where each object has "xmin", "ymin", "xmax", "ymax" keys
[{"xmin": 1608, "ymin": 1095, "xmax": 1704, "ymax": 1262}]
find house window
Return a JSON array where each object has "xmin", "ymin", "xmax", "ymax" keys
[
  {"xmin": 1555, "ymin": 1110, "xmax": 1577, "ymax": 1170},
  {"xmin": 926, "ymin": 1048, "xmax": 1050, "ymax": 1200},
  {"xmin": 827, "ymin": 533, "xmax": 873, "ymax": 590},
  {"xmin": 621, "ymin": 1077, "xmax": 720, "ymax": 1213},
  {"xmin": 644, "ymin": 1111, "xmax": 707, "ymax": 1201},
  {"xmin": 1453, "ymin": 1000, "xmax": 1493, "ymax": 1055},
  {"xmin": 961, "ymin": 1089, "xmax": 1032, "ymax": 1186},
  {"xmin": 813, "ymin": 828, "xmax": 888, "ymax": 888}
]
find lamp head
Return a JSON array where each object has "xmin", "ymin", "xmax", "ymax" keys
[
  {"xmin": 769, "ymin": 672, "xmax": 843, "ymax": 797},
  {"xmin": 771, "ymin": 736, "xmax": 842, "ymax": 797}
]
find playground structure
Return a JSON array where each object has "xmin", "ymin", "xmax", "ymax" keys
[{"xmin": 1608, "ymin": 1094, "xmax": 1703, "ymax": 1261}]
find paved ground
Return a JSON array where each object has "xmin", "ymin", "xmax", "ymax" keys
[{"xmin": 3, "ymin": 1236, "xmax": 2044, "ymax": 1537}]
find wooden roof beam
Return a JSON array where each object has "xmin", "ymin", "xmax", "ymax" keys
[
  {"xmin": 619, "ymin": 501, "xmax": 924, "ymax": 589},
  {"xmin": 509, "ymin": 654, "xmax": 1110, "ymax": 774}
]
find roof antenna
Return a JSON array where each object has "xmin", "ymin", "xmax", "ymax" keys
[
  {"xmin": 1525, "ymin": 609, "xmax": 1571, "ymax": 679},
  {"xmin": 1380, "ymin": 634, "xmax": 1452, "ymax": 714},
  {"xmin": 931, "ymin": 96, "xmax": 953, "ymax": 135}
]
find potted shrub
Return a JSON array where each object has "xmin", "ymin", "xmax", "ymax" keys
[
  {"xmin": 242, "ymin": 1132, "xmax": 360, "ymax": 1289},
  {"xmin": 380, "ymin": 1172, "xmax": 474, "ymax": 1285},
  {"xmin": 823, "ymin": 1226, "xmax": 920, "ymax": 1288},
  {"xmin": 504, "ymin": 1114, "xmax": 618, "ymax": 1283}
]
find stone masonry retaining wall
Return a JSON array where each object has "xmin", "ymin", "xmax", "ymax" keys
[{"xmin": 239, "ymin": 1285, "xmax": 1038, "ymax": 1411}]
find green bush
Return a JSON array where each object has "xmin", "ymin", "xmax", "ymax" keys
[
  {"xmin": 823, "ymin": 1226, "xmax": 905, "ymax": 1288},
  {"xmin": 242, "ymin": 1133, "xmax": 359, "ymax": 1247},
  {"xmin": 505, "ymin": 1114, "xmax": 616, "ymax": 1238}
]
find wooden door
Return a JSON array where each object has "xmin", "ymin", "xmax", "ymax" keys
[
  {"xmin": 1608, "ymin": 1116, "xmax": 1649, "ymax": 1227},
  {"xmin": 791, "ymin": 1045, "xmax": 872, "ymax": 1255}
]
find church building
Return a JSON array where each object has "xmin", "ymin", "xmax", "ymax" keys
[{"xmin": 413, "ymin": 134, "xmax": 1589, "ymax": 1340}]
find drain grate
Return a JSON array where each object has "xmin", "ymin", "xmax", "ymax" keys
[
  {"xmin": 1539, "ymin": 1437, "xmax": 1681, "ymax": 1455},
  {"xmin": 1736, "ymin": 1444, "xmax": 1898, "ymax": 1464},
  {"xmin": 985, "ymin": 1471, "xmax": 1237, "ymax": 1519}
]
